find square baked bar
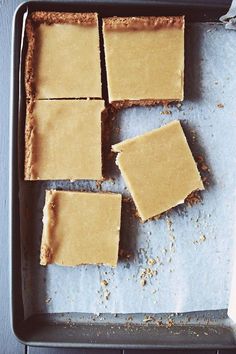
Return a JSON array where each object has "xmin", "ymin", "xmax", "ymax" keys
[
  {"xmin": 25, "ymin": 11, "xmax": 102, "ymax": 99},
  {"xmin": 112, "ymin": 120, "xmax": 204, "ymax": 221},
  {"xmin": 103, "ymin": 16, "xmax": 184, "ymax": 107},
  {"xmin": 40, "ymin": 190, "xmax": 122, "ymax": 267},
  {"xmin": 25, "ymin": 99, "xmax": 104, "ymax": 180}
]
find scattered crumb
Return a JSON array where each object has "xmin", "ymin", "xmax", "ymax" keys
[
  {"xmin": 119, "ymin": 249, "xmax": 132, "ymax": 260},
  {"xmin": 166, "ymin": 318, "xmax": 174, "ymax": 328},
  {"xmin": 140, "ymin": 278, "xmax": 147, "ymax": 287},
  {"xmin": 185, "ymin": 190, "xmax": 202, "ymax": 206},
  {"xmin": 196, "ymin": 155, "xmax": 210, "ymax": 173},
  {"xmin": 148, "ymin": 258, "xmax": 156, "ymax": 266},
  {"xmin": 100, "ymin": 279, "xmax": 108, "ymax": 287},
  {"xmin": 194, "ymin": 234, "xmax": 206, "ymax": 245},
  {"xmin": 45, "ymin": 297, "xmax": 52, "ymax": 304},
  {"xmin": 217, "ymin": 103, "xmax": 224, "ymax": 109},
  {"xmin": 190, "ymin": 129, "xmax": 197, "ymax": 142},
  {"xmin": 103, "ymin": 289, "xmax": 110, "ymax": 300},
  {"xmin": 200, "ymin": 234, "xmax": 206, "ymax": 242},
  {"xmin": 160, "ymin": 109, "xmax": 172, "ymax": 115},
  {"xmin": 143, "ymin": 315, "xmax": 155, "ymax": 323},
  {"xmin": 156, "ymin": 320, "xmax": 163, "ymax": 326},
  {"xmin": 139, "ymin": 266, "xmax": 158, "ymax": 286},
  {"xmin": 96, "ymin": 180, "xmax": 102, "ymax": 190},
  {"xmin": 114, "ymin": 127, "xmax": 120, "ymax": 134},
  {"xmin": 166, "ymin": 216, "xmax": 176, "ymax": 253}
]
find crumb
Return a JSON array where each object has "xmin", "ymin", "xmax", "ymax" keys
[
  {"xmin": 194, "ymin": 234, "xmax": 206, "ymax": 244},
  {"xmin": 127, "ymin": 316, "xmax": 133, "ymax": 321},
  {"xmin": 123, "ymin": 196, "xmax": 133, "ymax": 203},
  {"xmin": 160, "ymin": 109, "xmax": 172, "ymax": 115},
  {"xmin": 140, "ymin": 267, "xmax": 157, "ymax": 284},
  {"xmin": 148, "ymin": 258, "xmax": 156, "ymax": 266},
  {"xmin": 103, "ymin": 289, "xmax": 110, "ymax": 300},
  {"xmin": 196, "ymin": 155, "xmax": 210, "ymax": 173},
  {"xmin": 100, "ymin": 279, "xmax": 108, "ymax": 287},
  {"xmin": 199, "ymin": 234, "xmax": 206, "ymax": 242},
  {"xmin": 185, "ymin": 190, "xmax": 202, "ymax": 206},
  {"xmin": 190, "ymin": 129, "xmax": 197, "ymax": 142},
  {"xmin": 45, "ymin": 297, "xmax": 52, "ymax": 304},
  {"xmin": 217, "ymin": 103, "xmax": 224, "ymax": 108},
  {"xmin": 119, "ymin": 249, "xmax": 132, "ymax": 260},
  {"xmin": 140, "ymin": 278, "xmax": 147, "ymax": 287},
  {"xmin": 166, "ymin": 318, "xmax": 174, "ymax": 328},
  {"xmin": 156, "ymin": 320, "xmax": 163, "ymax": 326},
  {"xmin": 143, "ymin": 315, "xmax": 155, "ymax": 323}
]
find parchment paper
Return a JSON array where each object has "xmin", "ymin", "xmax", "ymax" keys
[
  {"xmin": 220, "ymin": 0, "xmax": 236, "ymax": 30},
  {"xmin": 20, "ymin": 23, "xmax": 236, "ymax": 319}
]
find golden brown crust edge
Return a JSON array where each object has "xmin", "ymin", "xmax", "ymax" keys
[
  {"xmin": 109, "ymin": 99, "xmax": 182, "ymax": 109},
  {"xmin": 40, "ymin": 190, "xmax": 56, "ymax": 266},
  {"xmin": 24, "ymin": 100, "xmax": 36, "ymax": 180},
  {"xmin": 30, "ymin": 11, "xmax": 98, "ymax": 25},
  {"xmin": 103, "ymin": 16, "xmax": 185, "ymax": 31},
  {"xmin": 25, "ymin": 19, "xmax": 36, "ymax": 100}
]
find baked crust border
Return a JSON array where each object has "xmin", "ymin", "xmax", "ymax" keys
[
  {"xmin": 24, "ymin": 99, "xmax": 35, "ymax": 180},
  {"xmin": 103, "ymin": 16, "xmax": 184, "ymax": 31},
  {"xmin": 109, "ymin": 99, "xmax": 182, "ymax": 109}
]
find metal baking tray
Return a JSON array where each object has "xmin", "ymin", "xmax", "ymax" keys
[{"xmin": 10, "ymin": 0, "xmax": 236, "ymax": 349}]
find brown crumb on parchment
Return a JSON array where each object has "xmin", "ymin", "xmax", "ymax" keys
[
  {"xmin": 127, "ymin": 316, "xmax": 133, "ymax": 322},
  {"xmin": 196, "ymin": 155, "xmax": 210, "ymax": 173},
  {"xmin": 217, "ymin": 103, "xmax": 224, "ymax": 109},
  {"xmin": 143, "ymin": 315, "xmax": 156, "ymax": 323},
  {"xmin": 148, "ymin": 258, "xmax": 156, "ymax": 266},
  {"xmin": 166, "ymin": 318, "xmax": 175, "ymax": 328},
  {"xmin": 100, "ymin": 279, "xmax": 108, "ymax": 287},
  {"xmin": 139, "ymin": 267, "xmax": 157, "ymax": 286},
  {"xmin": 140, "ymin": 278, "xmax": 147, "ymax": 287},
  {"xmin": 185, "ymin": 190, "xmax": 202, "ymax": 206},
  {"xmin": 119, "ymin": 249, "xmax": 133, "ymax": 260},
  {"xmin": 193, "ymin": 234, "xmax": 206, "ymax": 244},
  {"xmin": 160, "ymin": 109, "xmax": 172, "ymax": 115},
  {"xmin": 103, "ymin": 289, "xmax": 110, "ymax": 300}
]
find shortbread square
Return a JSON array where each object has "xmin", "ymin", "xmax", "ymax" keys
[
  {"xmin": 112, "ymin": 120, "xmax": 204, "ymax": 221},
  {"xmin": 40, "ymin": 190, "xmax": 122, "ymax": 267},
  {"xmin": 25, "ymin": 100, "xmax": 104, "ymax": 180},
  {"xmin": 103, "ymin": 16, "xmax": 184, "ymax": 107}
]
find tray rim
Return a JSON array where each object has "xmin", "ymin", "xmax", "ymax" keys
[{"xmin": 9, "ymin": 0, "xmax": 236, "ymax": 349}]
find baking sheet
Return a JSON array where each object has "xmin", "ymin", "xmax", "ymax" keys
[{"xmin": 20, "ymin": 22, "xmax": 236, "ymax": 319}]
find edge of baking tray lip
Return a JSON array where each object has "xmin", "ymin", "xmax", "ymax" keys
[
  {"xmin": 9, "ymin": 0, "xmax": 29, "ymax": 346},
  {"xmin": 8, "ymin": 0, "xmax": 236, "ymax": 349}
]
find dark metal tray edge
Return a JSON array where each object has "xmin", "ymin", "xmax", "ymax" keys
[{"xmin": 10, "ymin": 0, "xmax": 236, "ymax": 349}]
